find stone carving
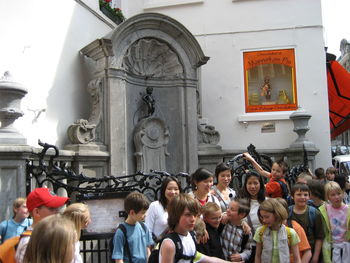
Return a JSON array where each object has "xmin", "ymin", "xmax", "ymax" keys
[
  {"xmin": 134, "ymin": 118, "xmax": 170, "ymax": 172},
  {"xmin": 123, "ymin": 38, "xmax": 184, "ymax": 79},
  {"xmin": 142, "ymin": 87, "xmax": 155, "ymax": 118},
  {"xmin": 0, "ymin": 71, "xmax": 27, "ymax": 144},
  {"xmin": 67, "ymin": 78, "xmax": 103, "ymax": 144},
  {"xmin": 197, "ymin": 118, "xmax": 220, "ymax": 146}
]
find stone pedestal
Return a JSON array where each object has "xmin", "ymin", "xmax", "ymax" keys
[
  {"xmin": 287, "ymin": 108, "xmax": 319, "ymax": 170},
  {"xmin": 0, "ymin": 72, "xmax": 27, "ymax": 144}
]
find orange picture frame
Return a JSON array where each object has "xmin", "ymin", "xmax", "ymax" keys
[{"xmin": 243, "ymin": 48, "xmax": 298, "ymax": 113}]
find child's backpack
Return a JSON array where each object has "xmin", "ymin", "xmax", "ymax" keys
[
  {"xmin": 148, "ymin": 231, "xmax": 196, "ymax": 263},
  {"xmin": 0, "ymin": 230, "xmax": 32, "ymax": 263},
  {"xmin": 288, "ymin": 205, "xmax": 317, "ymax": 238},
  {"xmin": 258, "ymin": 225, "xmax": 292, "ymax": 246},
  {"xmin": 109, "ymin": 222, "xmax": 147, "ymax": 263}
]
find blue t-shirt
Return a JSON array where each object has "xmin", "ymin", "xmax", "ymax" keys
[
  {"xmin": 0, "ymin": 218, "xmax": 32, "ymax": 242},
  {"xmin": 112, "ymin": 222, "xmax": 153, "ymax": 263}
]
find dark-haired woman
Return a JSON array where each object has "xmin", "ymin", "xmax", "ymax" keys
[
  {"xmin": 239, "ymin": 171, "xmax": 266, "ymax": 233},
  {"xmin": 211, "ymin": 163, "xmax": 236, "ymax": 212},
  {"xmin": 145, "ymin": 177, "xmax": 181, "ymax": 241},
  {"xmin": 189, "ymin": 168, "xmax": 220, "ymax": 207},
  {"xmin": 238, "ymin": 171, "xmax": 266, "ymax": 263}
]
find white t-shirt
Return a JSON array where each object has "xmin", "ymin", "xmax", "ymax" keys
[
  {"xmin": 159, "ymin": 232, "xmax": 203, "ymax": 263},
  {"xmin": 145, "ymin": 201, "xmax": 168, "ymax": 239}
]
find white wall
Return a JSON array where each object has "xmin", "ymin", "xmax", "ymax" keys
[
  {"xmin": 0, "ymin": 0, "xmax": 331, "ymax": 168},
  {"xmin": 0, "ymin": 0, "xmax": 113, "ymax": 147},
  {"xmin": 126, "ymin": 0, "xmax": 332, "ymax": 168}
]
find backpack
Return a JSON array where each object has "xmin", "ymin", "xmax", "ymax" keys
[
  {"xmin": 258, "ymin": 225, "xmax": 292, "ymax": 246},
  {"xmin": 109, "ymin": 222, "xmax": 147, "ymax": 263},
  {"xmin": 288, "ymin": 205, "xmax": 317, "ymax": 238},
  {"xmin": 0, "ymin": 230, "xmax": 32, "ymax": 263},
  {"xmin": 148, "ymin": 231, "xmax": 196, "ymax": 263}
]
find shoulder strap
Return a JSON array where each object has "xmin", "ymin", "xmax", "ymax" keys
[
  {"xmin": 308, "ymin": 206, "xmax": 316, "ymax": 230},
  {"xmin": 240, "ymin": 234, "xmax": 249, "ymax": 253},
  {"xmin": 140, "ymin": 222, "xmax": 147, "ymax": 233},
  {"xmin": 167, "ymin": 232, "xmax": 196, "ymax": 263},
  {"xmin": 285, "ymin": 226, "xmax": 292, "ymax": 246},
  {"xmin": 259, "ymin": 225, "xmax": 267, "ymax": 238},
  {"xmin": 287, "ymin": 218, "xmax": 293, "ymax": 228},
  {"xmin": 288, "ymin": 205, "xmax": 294, "ymax": 218},
  {"xmin": 118, "ymin": 224, "xmax": 133, "ymax": 263}
]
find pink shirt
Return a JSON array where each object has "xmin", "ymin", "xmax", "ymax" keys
[{"xmin": 326, "ymin": 203, "xmax": 349, "ymax": 243}]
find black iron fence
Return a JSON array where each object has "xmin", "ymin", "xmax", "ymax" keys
[{"xmin": 25, "ymin": 141, "xmax": 308, "ymax": 263}]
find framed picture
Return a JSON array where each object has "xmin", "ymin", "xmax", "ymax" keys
[{"xmin": 243, "ymin": 48, "xmax": 298, "ymax": 113}]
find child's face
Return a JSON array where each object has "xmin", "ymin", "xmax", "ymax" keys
[
  {"xmin": 195, "ymin": 177, "xmax": 214, "ymax": 194},
  {"xmin": 328, "ymin": 189, "xmax": 344, "ymax": 208},
  {"xmin": 132, "ymin": 209, "xmax": 147, "ymax": 222},
  {"xmin": 296, "ymin": 178, "xmax": 307, "ymax": 184},
  {"xmin": 227, "ymin": 201, "xmax": 243, "ymax": 222},
  {"xmin": 326, "ymin": 172, "xmax": 335, "ymax": 181},
  {"xmin": 178, "ymin": 208, "xmax": 197, "ymax": 232},
  {"xmin": 259, "ymin": 210, "xmax": 276, "ymax": 228},
  {"xmin": 293, "ymin": 190, "xmax": 310, "ymax": 207},
  {"xmin": 246, "ymin": 176, "xmax": 260, "ymax": 199},
  {"xmin": 204, "ymin": 210, "xmax": 222, "ymax": 229},
  {"xmin": 217, "ymin": 170, "xmax": 232, "ymax": 187},
  {"xmin": 165, "ymin": 181, "xmax": 180, "ymax": 202},
  {"xmin": 271, "ymin": 163, "xmax": 285, "ymax": 180},
  {"xmin": 14, "ymin": 204, "xmax": 29, "ymax": 219}
]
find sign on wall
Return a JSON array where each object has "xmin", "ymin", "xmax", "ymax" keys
[{"xmin": 243, "ymin": 48, "xmax": 298, "ymax": 113}]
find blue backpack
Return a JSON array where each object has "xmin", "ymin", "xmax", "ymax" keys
[{"xmin": 288, "ymin": 205, "xmax": 317, "ymax": 237}]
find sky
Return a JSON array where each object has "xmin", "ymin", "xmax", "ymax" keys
[{"xmin": 321, "ymin": 0, "xmax": 350, "ymax": 58}]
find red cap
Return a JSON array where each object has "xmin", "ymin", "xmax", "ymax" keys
[{"xmin": 27, "ymin": 188, "xmax": 69, "ymax": 212}]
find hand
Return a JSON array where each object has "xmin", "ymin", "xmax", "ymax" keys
[
  {"xmin": 230, "ymin": 253, "xmax": 242, "ymax": 262},
  {"xmin": 199, "ymin": 229, "xmax": 209, "ymax": 244},
  {"xmin": 243, "ymin": 152, "xmax": 253, "ymax": 162},
  {"xmin": 241, "ymin": 221, "xmax": 251, "ymax": 235},
  {"xmin": 221, "ymin": 212, "xmax": 229, "ymax": 224}
]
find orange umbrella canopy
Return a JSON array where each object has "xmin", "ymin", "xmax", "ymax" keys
[{"xmin": 327, "ymin": 59, "xmax": 350, "ymax": 139}]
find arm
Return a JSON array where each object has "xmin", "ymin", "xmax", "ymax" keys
[
  {"xmin": 200, "ymin": 254, "xmax": 233, "ymax": 263},
  {"xmin": 301, "ymin": 249, "xmax": 312, "ymax": 263},
  {"xmin": 310, "ymin": 239, "xmax": 323, "ymax": 263},
  {"xmin": 160, "ymin": 239, "xmax": 176, "ymax": 263},
  {"xmin": 254, "ymin": 242, "xmax": 262, "ymax": 263},
  {"xmin": 146, "ymin": 246, "xmax": 151, "ymax": 259},
  {"xmin": 291, "ymin": 244, "xmax": 301, "ymax": 263},
  {"xmin": 115, "ymin": 260, "xmax": 123, "ymax": 263},
  {"xmin": 243, "ymin": 152, "xmax": 270, "ymax": 178}
]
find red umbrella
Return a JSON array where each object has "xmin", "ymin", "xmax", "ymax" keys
[{"xmin": 327, "ymin": 55, "xmax": 350, "ymax": 139}]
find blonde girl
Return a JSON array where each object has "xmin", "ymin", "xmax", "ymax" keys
[
  {"xmin": 319, "ymin": 181, "xmax": 350, "ymax": 263},
  {"xmin": 254, "ymin": 198, "xmax": 301, "ymax": 263},
  {"xmin": 23, "ymin": 214, "xmax": 76, "ymax": 263},
  {"xmin": 63, "ymin": 203, "xmax": 91, "ymax": 263}
]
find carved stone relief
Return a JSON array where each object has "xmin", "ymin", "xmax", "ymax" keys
[
  {"xmin": 123, "ymin": 38, "xmax": 184, "ymax": 79},
  {"xmin": 134, "ymin": 118, "xmax": 170, "ymax": 172},
  {"xmin": 197, "ymin": 118, "xmax": 220, "ymax": 146},
  {"xmin": 67, "ymin": 78, "xmax": 103, "ymax": 144}
]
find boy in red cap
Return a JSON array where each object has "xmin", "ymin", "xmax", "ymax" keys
[{"xmin": 15, "ymin": 187, "xmax": 69, "ymax": 263}]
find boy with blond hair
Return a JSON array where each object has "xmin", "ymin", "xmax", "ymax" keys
[
  {"xmin": 0, "ymin": 198, "xmax": 32, "ymax": 243},
  {"xmin": 196, "ymin": 202, "xmax": 225, "ymax": 259}
]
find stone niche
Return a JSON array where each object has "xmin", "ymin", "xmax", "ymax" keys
[{"xmin": 75, "ymin": 13, "xmax": 209, "ymax": 176}]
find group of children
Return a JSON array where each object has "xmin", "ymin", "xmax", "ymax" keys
[
  {"xmin": 1, "ymin": 155, "xmax": 350, "ymax": 263},
  {"xmin": 0, "ymin": 188, "xmax": 91, "ymax": 263}
]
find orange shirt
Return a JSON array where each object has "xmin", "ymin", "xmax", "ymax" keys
[
  {"xmin": 265, "ymin": 173, "xmax": 288, "ymax": 198},
  {"xmin": 288, "ymin": 220, "xmax": 311, "ymax": 262}
]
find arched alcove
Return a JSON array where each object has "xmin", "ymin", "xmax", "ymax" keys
[{"xmin": 79, "ymin": 13, "xmax": 209, "ymax": 175}]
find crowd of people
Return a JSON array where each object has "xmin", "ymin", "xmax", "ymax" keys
[{"xmin": 0, "ymin": 153, "xmax": 350, "ymax": 263}]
